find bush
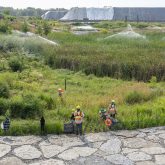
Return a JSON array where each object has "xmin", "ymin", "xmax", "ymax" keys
[
  {"xmin": 0, "ymin": 20, "xmax": 11, "ymax": 33},
  {"xmin": 39, "ymin": 94, "xmax": 56, "ymax": 109},
  {"xmin": 125, "ymin": 91, "xmax": 144, "ymax": 104},
  {"xmin": 10, "ymin": 97, "xmax": 24, "ymax": 118},
  {"xmin": 43, "ymin": 22, "xmax": 51, "ymax": 35},
  {"xmin": 0, "ymin": 82, "xmax": 10, "ymax": 98},
  {"xmin": 21, "ymin": 21, "xmax": 29, "ymax": 33},
  {"xmin": 23, "ymin": 95, "xmax": 43, "ymax": 119},
  {"xmin": 100, "ymin": 28, "xmax": 109, "ymax": 34},
  {"xmin": 9, "ymin": 56, "xmax": 23, "ymax": 72},
  {"xmin": 10, "ymin": 95, "xmax": 43, "ymax": 119},
  {"xmin": 0, "ymin": 98, "xmax": 9, "ymax": 115},
  {"xmin": 149, "ymin": 76, "xmax": 157, "ymax": 87}
]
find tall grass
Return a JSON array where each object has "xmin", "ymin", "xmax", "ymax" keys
[
  {"xmin": 44, "ymin": 31, "xmax": 165, "ymax": 81},
  {"xmin": 0, "ymin": 29, "xmax": 165, "ymax": 81}
]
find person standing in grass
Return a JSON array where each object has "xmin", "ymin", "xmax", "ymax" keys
[
  {"xmin": 107, "ymin": 100, "xmax": 117, "ymax": 118},
  {"xmin": 74, "ymin": 105, "xmax": 84, "ymax": 135},
  {"xmin": 40, "ymin": 116, "xmax": 45, "ymax": 134},
  {"xmin": 3, "ymin": 117, "xmax": 10, "ymax": 134},
  {"xmin": 58, "ymin": 88, "xmax": 64, "ymax": 97}
]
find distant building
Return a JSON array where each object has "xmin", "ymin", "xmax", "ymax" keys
[
  {"xmin": 113, "ymin": 8, "xmax": 165, "ymax": 22},
  {"xmin": 61, "ymin": 7, "xmax": 114, "ymax": 21},
  {"xmin": 41, "ymin": 10, "xmax": 67, "ymax": 20},
  {"xmin": 42, "ymin": 7, "xmax": 165, "ymax": 22}
]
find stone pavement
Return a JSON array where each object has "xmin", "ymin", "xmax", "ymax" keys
[{"xmin": 0, "ymin": 127, "xmax": 165, "ymax": 165}]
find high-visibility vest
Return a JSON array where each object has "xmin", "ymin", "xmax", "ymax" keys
[
  {"xmin": 74, "ymin": 111, "xmax": 84, "ymax": 124},
  {"xmin": 108, "ymin": 108, "xmax": 116, "ymax": 115}
]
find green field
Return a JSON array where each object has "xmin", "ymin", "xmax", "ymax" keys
[{"xmin": 0, "ymin": 19, "xmax": 165, "ymax": 135}]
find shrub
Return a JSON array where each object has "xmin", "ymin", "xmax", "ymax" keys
[
  {"xmin": 10, "ymin": 95, "xmax": 43, "ymax": 119},
  {"xmin": 100, "ymin": 28, "xmax": 109, "ymax": 34},
  {"xmin": 9, "ymin": 56, "xmax": 23, "ymax": 72},
  {"xmin": 21, "ymin": 21, "xmax": 29, "ymax": 33},
  {"xmin": 0, "ymin": 20, "xmax": 11, "ymax": 33},
  {"xmin": 36, "ymin": 25, "xmax": 42, "ymax": 35},
  {"xmin": 39, "ymin": 94, "xmax": 56, "ymax": 109},
  {"xmin": 0, "ymin": 98, "xmax": 9, "ymax": 115},
  {"xmin": 10, "ymin": 97, "xmax": 24, "ymax": 118},
  {"xmin": 43, "ymin": 22, "xmax": 51, "ymax": 35},
  {"xmin": 149, "ymin": 76, "xmax": 157, "ymax": 87},
  {"xmin": 125, "ymin": 91, "xmax": 144, "ymax": 104},
  {"xmin": 23, "ymin": 37, "xmax": 47, "ymax": 55},
  {"xmin": 0, "ymin": 82, "xmax": 10, "ymax": 98},
  {"xmin": 23, "ymin": 95, "xmax": 43, "ymax": 119}
]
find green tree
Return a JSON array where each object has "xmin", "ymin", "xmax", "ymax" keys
[
  {"xmin": 0, "ymin": 82, "xmax": 10, "ymax": 98},
  {"xmin": 43, "ymin": 22, "xmax": 51, "ymax": 35},
  {"xmin": 9, "ymin": 56, "xmax": 23, "ymax": 72},
  {"xmin": 36, "ymin": 25, "xmax": 42, "ymax": 35},
  {"xmin": 0, "ymin": 20, "xmax": 11, "ymax": 33},
  {"xmin": 21, "ymin": 21, "xmax": 29, "ymax": 33}
]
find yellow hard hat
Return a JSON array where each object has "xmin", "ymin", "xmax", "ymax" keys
[
  {"xmin": 111, "ymin": 100, "xmax": 115, "ymax": 103},
  {"xmin": 76, "ymin": 105, "xmax": 80, "ymax": 109}
]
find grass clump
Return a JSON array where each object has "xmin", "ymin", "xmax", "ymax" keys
[
  {"xmin": 0, "ymin": 98, "xmax": 9, "ymax": 115},
  {"xmin": 125, "ymin": 91, "xmax": 144, "ymax": 104},
  {"xmin": 9, "ymin": 56, "xmax": 24, "ymax": 72},
  {"xmin": 10, "ymin": 94, "xmax": 43, "ymax": 119},
  {"xmin": 0, "ymin": 81, "xmax": 10, "ymax": 98}
]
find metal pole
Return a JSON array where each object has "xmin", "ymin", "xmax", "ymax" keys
[
  {"xmin": 137, "ymin": 109, "xmax": 139, "ymax": 128},
  {"xmin": 65, "ymin": 78, "xmax": 66, "ymax": 91}
]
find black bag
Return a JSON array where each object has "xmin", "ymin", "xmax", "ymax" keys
[{"xmin": 64, "ymin": 122, "xmax": 74, "ymax": 134}]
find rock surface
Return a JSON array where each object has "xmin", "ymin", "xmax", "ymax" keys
[
  {"xmin": 30, "ymin": 159, "xmax": 65, "ymax": 165},
  {"xmin": 106, "ymin": 154, "xmax": 134, "ymax": 165},
  {"xmin": 0, "ymin": 144, "xmax": 11, "ymax": 158},
  {"xmin": 155, "ymin": 155, "xmax": 165, "ymax": 165},
  {"xmin": 40, "ymin": 144, "xmax": 67, "ymax": 158},
  {"xmin": 100, "ymin": 136, "xmax": 122, "ymax": 154},
  {"xmin": 58, "ymin": 147, "xmax": 97, "ymax": 160},
  {"xmin": 14, "ymin": 145, "xmax": 42, "ymax": 160},
  {"xmin": 0, "ymin": 157, "xmax": 26, "ymax": 165},
  {"xmin": 0, "ymin": 127, "xmax": 165, "ymax": 164},
  {"xmin": 127, "ymin": 152, "xmax": 152, "ymax": 161}
]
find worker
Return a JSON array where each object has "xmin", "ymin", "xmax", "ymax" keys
[
  {"xmin": 3, "ymin": 117, "xmax": 10, "ymax": 134},
  {"xmin": 58, "ymin": 88, "xmax": 64, "ymax": 97},
  {"xmin": 40, "ymin": 116, "xmax": 45, "ymax": 134},
  {"xmin": 74, "ymin": 105, "xmax": 84, "ymax": 135},
  {"xmin": 107, "ymin": 100, "xmax": 117, "ymax": 118},
  {"xmin": 105, "ymin": 116, "xmax": 112, "ymax": 129},
  {"xmin": 99, "ymin": 108, "xmax": 107, "ymax": 120}
]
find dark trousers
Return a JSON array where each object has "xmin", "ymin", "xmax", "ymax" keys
[
  {"xmin": 41, "ymin": 124, "xmax": 45, "ymax": 133},
  {"xmin": 110, "ymin": 114, "xmax": 116, "ymax": 118},
  {"xmin": 75, "ymin": 123, "xmax": 82, "ymax": 135}
]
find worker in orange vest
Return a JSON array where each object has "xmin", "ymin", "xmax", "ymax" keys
[
  {"xmin": 74, "ymin": 105, "xmax": 84, "ymax": 135},
  {"xmin": 58, "ymin": 88, "xmax": 64, "ymax": 97},
  {"xmin": 105, "ymin": 116, "xmax": 112, "ymax": 129},
  {"xmin": 107, "ymin": 100, "xmax": 117, "ymax": 118}
]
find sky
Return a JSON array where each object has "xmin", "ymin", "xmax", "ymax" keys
[{"xmin": 1, "ymin": 0, "xmax": 165, "ymax": 9}]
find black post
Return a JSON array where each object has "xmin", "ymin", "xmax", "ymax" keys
[
  {"xmin": 65, "ymin": 78, "xmax": 66, "ymax": 91},
  {"xmin": 137, "ymin": 109, "xmax": 140, "ymax": 128}
]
